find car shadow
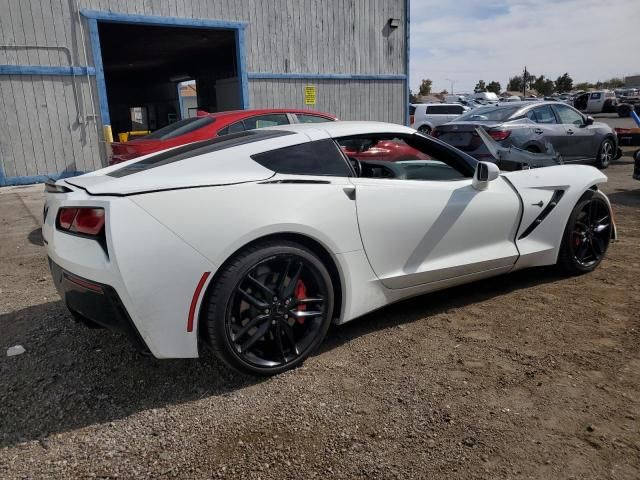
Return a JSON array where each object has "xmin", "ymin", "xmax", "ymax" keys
[
  {"xmin": 0, "ymin": 266, "xmax": 566, "ymax": 448},
  {"xmin": 320, "ymin": 266, "xmax": 565, "ymax": 353},
  {"xmin": 607, "ymin": 188, "xmax": 640, "ymax": 208},
  {"xmin": 27, "ymin": 227, "xmax": 44, "ymax": 247}
]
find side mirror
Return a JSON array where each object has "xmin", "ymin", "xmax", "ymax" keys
[
  {"xmin": 472, "ymin": 161, "xmax": 500, "ymax": 191},
  {"xmin": 584, "ymin": 116, "xmax": 594, "ymax": 126}
]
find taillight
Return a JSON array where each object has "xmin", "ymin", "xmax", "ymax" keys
[
  {"xmin": 56, "ymin": 207, "xmax": 105, "ymax": 236},
  {"xmin": 489, "ymin": 130, "xmax": 511, "ymax": 141},
  {"xmin": 410, "ymin": 115, "xmax": 415, "ymax": 125}
]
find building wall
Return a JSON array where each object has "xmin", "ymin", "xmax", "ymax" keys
[
  {"xmin": 625, "ymin": 75, "xmax": 640, "ymax": 88},
  {"xmin": 0, "ymin": 0, "xmax": 407, "ymax": 185}
]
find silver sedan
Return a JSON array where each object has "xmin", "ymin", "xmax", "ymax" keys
[{"xmin": 433, "ymin": 101, "xmax": 619, "ymax": 169}]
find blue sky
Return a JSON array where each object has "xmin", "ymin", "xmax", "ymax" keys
[{"xmin": 410, "ymin": 0, "xmax": 640, "ymax": 93}]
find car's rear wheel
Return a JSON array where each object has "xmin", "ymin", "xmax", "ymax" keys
[
  {"xmin": 617, "ymin": 104, "xmax": 631, "ymax": 118},
  {"xmin": 205, "ymin": 241, "xmax": 334, "ymax": 375},
  {"xmin": 558, "ymin": 191, "xmax": 612, "ymax": 275},
  {"xmin": 595, "ymin": 139, "xmax": 614, "ymax": 169},
  {"xmin": 418, "ymin": 125, "xmax": 432, "ymax": 135}
]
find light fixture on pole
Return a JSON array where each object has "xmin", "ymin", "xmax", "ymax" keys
[{"xmin": 445, "ymin": 78, "xmax": 455, "ymax": 94}]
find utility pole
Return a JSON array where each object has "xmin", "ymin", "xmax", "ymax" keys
[
  {"xmin": 523, "ymin": 66, "xmax": 528, "ymax": 98},
  {"xmin": 445, "ymin": 78, "xmax": 455, "ymax": 95}
]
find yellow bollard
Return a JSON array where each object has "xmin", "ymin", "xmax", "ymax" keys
[{"xmin": 103, "ymin": 125, "xmax": 114, "ymax": 144}]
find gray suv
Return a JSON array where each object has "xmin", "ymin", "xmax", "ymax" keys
[{"xmin": 433, "ymin": 101, "xmax": 618, "ymax": 169}]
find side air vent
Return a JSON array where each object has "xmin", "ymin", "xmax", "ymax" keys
[{"xmin": 518, "ymin": 190, "xmax": 565, "ymax": 240}]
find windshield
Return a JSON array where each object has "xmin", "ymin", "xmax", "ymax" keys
[
  {"xmin": 456, "ymin": 106, "xmax": 520, "ymax": 122},
  {"xmin": 143, "ymin": 116, "xmax": 215, "ymax": 140}
]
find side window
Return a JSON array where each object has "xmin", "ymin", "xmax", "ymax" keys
[
  {"xmin": 426, "ymin": 105, "xmax": 447, "ymax": 115},
  {"xmin": 450, "ymin": 105, "xmax": 465, "ymax": 115},
  {"xmin": 526, "ymin": 110, "xmax": 538, "ymax": 122},
  {"xmin": 555, "ymin": 105, "xmax": 584, "ymax": 126},
  {"xmin": 590, "ymin": 93, "xmax": 602, "ymax": 100},
  {"xmin": 250, "ymin": 139, "xmax": 352, "ymax": 177},
  {"xmin": 243, "ymin": 114, "xmax": 289, "ymax": 130},
  {"xmin": 336, "ymin": 134, "xmax": 474, "ymax": 181},
  {"xmin": 219, "ymin": 121, "xmax": 245, "ymax": 136},
  {"xmin": 296, "ymin": 114, "xmax": 333, "ymax": 123},
  {"xmin": 531, "ymin": 106, "xmax": 557, "ymax": 124}
]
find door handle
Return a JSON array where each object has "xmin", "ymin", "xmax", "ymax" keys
[
  {"xmin": 533, "ymin": 128, "xmax": 543, "ymax": 134},
  {"xmin": 567, "ymin": 129, "xmax": 574, "ymax": 134}
]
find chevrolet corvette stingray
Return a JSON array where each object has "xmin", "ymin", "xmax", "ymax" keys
[{"xmin": 43, "ymin": 122, "xmax": 616, "ymax": 375}]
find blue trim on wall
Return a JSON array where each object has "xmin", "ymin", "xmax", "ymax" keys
[
  {"xmin": 405, "ymin": 0, "xmax": 410, "ymax": 126},
  {"xmin": 247, "ymin": 73, "xmax": 407, "ymax": 81},
  {"xmin": 0, "ymin": 168, "xmax": 84, "ymax": 187},
  {"xmin": 80, "ymin": 9, "xmax": 248, "ymax": 30},
  {"xmin": 236, "ymin": 29, "xmax": 250, "ymax": 109},
  {"xmin": 86, "ymin": 17, "xmax": 111, "ymax": 126},
  {"xmin": 0, "ymin": 65, "xmax": 95, "ymax": 76}
]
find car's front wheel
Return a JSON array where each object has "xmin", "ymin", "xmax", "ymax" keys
[
  {"xmin": 204, "ymin": 240, "xmax": 334, "ymax": 376},
  {"xmin": 557, "ymin": 191, "xmax": 612, "ymax": 275},
  {"xmin": 595, "ymin": 139, "xmax": 614, "ymax": 169},
  {"xmin": 418, "ymin": 125, "xmax": 432, "ymax": 135}
]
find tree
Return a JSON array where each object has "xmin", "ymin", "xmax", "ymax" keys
[
  {"xmin": 533, "ymin": 75, "xmax": 555, "ymax": 96},
  {"xmin": 409, "ymin": 90, "xmax": 419, "ymax": 103},
  {"xmin": 418, "ymin": 79, "xmax": 432, "ymax": 96},
  {"xmin": 574, "ymin": 82, "xmax": 593, "ymax": 92},
  {"xmin": 486, "ymin": 81, "xmax": 501, "ymax": 94},
  {"xmin": 555, "ymin": 73, "xmax": 574, "ymax": 93},
  {"xmin": 474, "ymin": 80, "xmax": 487, "ymax": 92},
  {"xmin": 507, "ymin": 76, "xmax": 523, "ymax": 92}
]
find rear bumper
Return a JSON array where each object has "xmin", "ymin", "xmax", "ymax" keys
[{"xmin": 49, "ymin": 258, "xmax": 150, "ymax": 353}]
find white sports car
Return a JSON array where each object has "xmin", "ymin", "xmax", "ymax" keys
[{"xmin": 43, "ymin": 122, "xmax": 616, "ymax": 375}]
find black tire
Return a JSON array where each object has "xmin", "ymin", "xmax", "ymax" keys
[
  {"xmin": 204, "ymin": 240, "xmax": 334, "ymax": 376},
  {"xmin": 557, "ymin": 190, "xmax": 612, "ymax": 275},
  {"xmin": 418, "ymin": 125, "xmax": 432, "ymax": 135},
  {"xmin": 617, "ymin": 104, "xmax": 631, "ymax": 118},
  {"xmin": 595, "ymin": 138, "xmax": 614, "ymax": 169}
]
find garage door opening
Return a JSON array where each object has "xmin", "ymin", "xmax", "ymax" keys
[{"xmin": 96, "ymin": 20, "xmax": 242, "ymax": 138}]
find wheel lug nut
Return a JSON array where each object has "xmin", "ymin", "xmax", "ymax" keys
[
  {"xmin": 284, "ymin": 314, "xmax": 288, "ymax": 319},
  {"xmin": 264, "ymin": 309, "xmax": 270, "ymax": 314},
  {"xmin": 272, "ymin": 320, "xmax": 276, "ymax": 325},
  {"xmin": 285, "ymin": 299, "xmax": 290, "ymax": 305},
  {"xmin": 273, "ymin": 296, "xmax": 278, "ymax": 301}
]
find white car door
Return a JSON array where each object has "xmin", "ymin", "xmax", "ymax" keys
[
  {"xmin": 586, "ymin": 92, "xmax": 604, "ymax": 113},
  {"xmin": 340, "ymin": 134, "xmax": 521, "ymax": 290}
]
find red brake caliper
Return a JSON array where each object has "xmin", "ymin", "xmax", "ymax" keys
[{"xmin": 294, "ymin": 280, "xmax": 307, "ymax": 324}]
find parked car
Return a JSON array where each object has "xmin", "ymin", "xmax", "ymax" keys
[
  {"xmin": 44, "ymin": 121, "xmax": 614, "ymax": 375},
  {"xmin": 410, "ymin": 103, "xmax": 468, "ymax": 134},
  {"xmin": 109, "ymin": 109, "xmax": 337, "ymax": 165},
  {"xmin": 433, "ymin": 101, "xmax": 619, "ymax": 169},
  {"xmin": 573, "ymin": 90, "xmax": 618, "ymax": 114}
]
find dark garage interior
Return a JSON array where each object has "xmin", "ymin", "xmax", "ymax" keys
[{"xmin": 97, "ymin": 22, "xmax": 241, "ymax": 137}]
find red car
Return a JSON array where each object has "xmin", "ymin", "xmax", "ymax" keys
[{"xmin": 109, "ymin": 109, "xmax": 337, "ymax": 165}]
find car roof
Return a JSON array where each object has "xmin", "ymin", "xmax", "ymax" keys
[
  {"xmin": 260, "ymin": 121, "xmax": 416, "ymax": 138},
  {"xmin": 206, "ymin": 108, "xmax": 336, "ymax": 119},
  {"xmin": 472, "ymin": 100, "xmax": 567, "ymax": 109}
]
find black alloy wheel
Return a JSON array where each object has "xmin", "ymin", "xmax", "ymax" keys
[
  {"xmin": 206, "ymin": 241, "xmax": 334, "ymax": 375},
  {"xmin": 558, "ymin": 191, "xmax": 612, "ymax": 274}
]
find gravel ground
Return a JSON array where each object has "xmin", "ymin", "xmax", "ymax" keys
[{"xmin": 1, "ymin": 147, "xmax": 639, "ymax": 479}]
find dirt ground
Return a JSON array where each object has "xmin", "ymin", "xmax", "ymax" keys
[{"xmin": 1, "ymin": 143, "xmax": 639, "ymax": 479}]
